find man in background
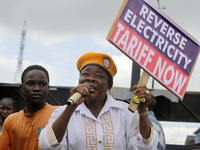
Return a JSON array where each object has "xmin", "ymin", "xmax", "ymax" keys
[
  {"xmin": 147, "ymin": 95, "xmax": 166, "ymax": 150},
  {"xmin": 0, "ymin": 65, "xmax": 59, "ymax": 150}
]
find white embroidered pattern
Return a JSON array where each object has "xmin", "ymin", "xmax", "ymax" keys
[
  {"xmin": 46, "ymin": 125, "xmax": 59, "ymax": 147},
  {"xmin": 101, "ymin": 112, "xmax": 115, "ymax": 149},
  {"xmin": 85, "ymin": 117, "xmax": 98, "ymax": 149},
  {"xmin": 84, "ymin": 112, "xmax": 114, "ymax": 150}
]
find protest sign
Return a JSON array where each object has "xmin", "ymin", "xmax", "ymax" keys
[{"xmin": 107, "ymin": 0, "xmax": 200, "ymax": 101}]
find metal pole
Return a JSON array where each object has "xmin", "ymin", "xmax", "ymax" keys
[{"xmin": 130, "ymin": 62, "xmax": 140, "ymax": 91}]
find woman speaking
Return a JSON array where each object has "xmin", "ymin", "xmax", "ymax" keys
[{"xmin": 39, "ymin": 52, "xmax": 159, "ymax": 150}]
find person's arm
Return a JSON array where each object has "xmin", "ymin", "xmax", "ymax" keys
[
  {"xmin": 125, "ymin": 96, "xmax": 159, "ymax": 150},
  {"xmin": 0, "ymin": 118, "xmax": 12, "ymax": 150},
  {"xmin": 52, "ymin": 83, "xmax": 89, "ymax": 142},
  {"xmin": 52, "ymin": 104, "xmax": 77, "ymax": 142},
  {"xmin": 137, "ymin": 105, "xmax": 151, "ymax": 139},
  {"xmin": 39, "ymin": 84, "xmax": 89, "ymax": 149},
  {"xmin": 133, "ymin": 85, "xmax": 152, "ymax": 139}
]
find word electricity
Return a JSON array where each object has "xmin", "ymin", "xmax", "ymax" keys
[
  {"xmin": 118, "ymin": 5, "xmax": 192, "ymax": 70},
  {"xmin": 109, "ymin": 3, "xmax": 194, "ymax": 98}
]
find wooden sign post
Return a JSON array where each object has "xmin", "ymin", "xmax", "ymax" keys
[{"xmin": 128, "ymin": 70, "xmax": 150, "ymax": 112}]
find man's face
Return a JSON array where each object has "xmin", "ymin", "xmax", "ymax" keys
[{"xmin": 20, "ymin": 69, "xmax": 49, "ymax": 105}]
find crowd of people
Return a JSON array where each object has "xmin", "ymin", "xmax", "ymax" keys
[{"xmin": 0, "ymin": 52, "xmax": 166, "ymax": 150}]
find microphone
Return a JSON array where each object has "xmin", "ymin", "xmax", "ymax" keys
[{"xmin": 66, "ymin": 83, "xmax": 91, "ymax": 107}]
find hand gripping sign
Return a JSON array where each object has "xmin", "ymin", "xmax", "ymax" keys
[{"xmin": 107, "ymin": 0, "xmax": 200, "ymax": 112}]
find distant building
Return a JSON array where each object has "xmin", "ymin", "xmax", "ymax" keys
[
  {"xmin": 194, "ymin": 128, "xmax": 200, "ymax": 145},
  {"xmin": 185, "ymin": 135, "xmax": 195, "ymax": 145}
]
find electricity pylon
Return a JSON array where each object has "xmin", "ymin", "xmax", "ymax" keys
[{"xmin": 14, "ymin": 21, "xmax": 26, "ymax": 83}]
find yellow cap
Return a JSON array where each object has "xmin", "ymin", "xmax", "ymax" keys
[{"xmin": 77, "ymin": 52, "xmax": 117, "ymax": 77}]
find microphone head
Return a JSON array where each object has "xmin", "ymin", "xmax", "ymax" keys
[{"xmin": 83, "ymin": 83, "xmax": 91, "ymax": 90}]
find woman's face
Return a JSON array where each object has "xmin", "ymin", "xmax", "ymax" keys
[
  {"xmin": 79, "ymin": 65, "xmax": 109, "ymax": 102},
  {"xmin": 0, "ymin": 100, "xmax": 14, "ymax": 121}
]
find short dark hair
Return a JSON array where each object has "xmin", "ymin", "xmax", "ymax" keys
[
  {"xmin": 21, "ymin": 65, "xmax": 49, "ymax": 83},
  {"xmin": 0, "ymin": 97, "xmax": 16, "ymax": 110}
]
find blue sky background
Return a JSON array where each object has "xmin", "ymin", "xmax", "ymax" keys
[{"xmin": 0, "ymin": 0, "xmax": 200, "ymax": 145}]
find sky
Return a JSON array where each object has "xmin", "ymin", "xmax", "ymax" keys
[{"xmin": 0, "ymin": 0, "xmax": 200, "ymax": 145}]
